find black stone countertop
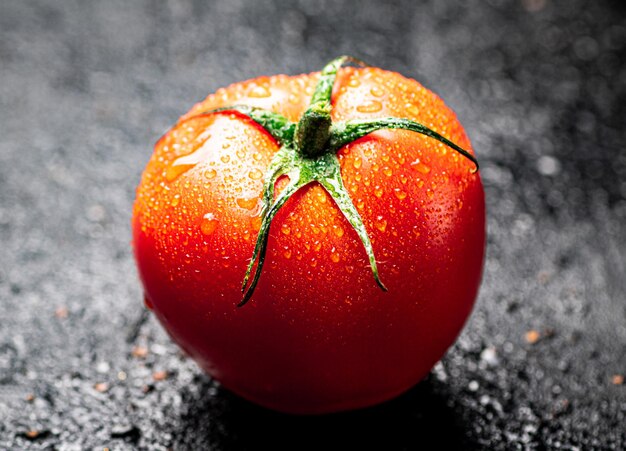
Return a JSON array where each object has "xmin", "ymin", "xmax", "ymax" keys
[{"xmin": 1, "ymin": 0, "xmax": 625, "ymax": 449}]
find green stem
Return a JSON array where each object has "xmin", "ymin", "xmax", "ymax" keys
[{"xmin": 294, "ymin": 56, "xmax": 367, "ymax": 158}]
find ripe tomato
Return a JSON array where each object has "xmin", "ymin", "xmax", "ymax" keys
[{"xmin": 132, "ymin": 57, "xmax": 485, "ymax": 414}]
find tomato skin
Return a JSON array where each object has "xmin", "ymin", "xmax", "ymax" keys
[{"xmin": 132, "ymin": 67, "xmax": 485, "ymax": 414}]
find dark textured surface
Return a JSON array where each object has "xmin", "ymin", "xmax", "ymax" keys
[{"xmin": 1, "ymin": 0, "xmax": 626, "ymax": 449}]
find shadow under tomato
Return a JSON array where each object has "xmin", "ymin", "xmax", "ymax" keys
[{"xmin": 172, "ymin": 374, "xmax": 479, "ymax": 450}]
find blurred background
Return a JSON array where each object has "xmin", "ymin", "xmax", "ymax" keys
[{"xmin": 1, "ymin": 0, "xmax": 625, "ymax": 449}]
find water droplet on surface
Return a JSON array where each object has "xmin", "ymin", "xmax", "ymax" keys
[
  {"xmin": 281, "ymin": 224, "xmax": 291, "ymax": 235},
  {"xmin": 348, "ymin": 78, "xmax": 360, "ymax": 87},
  {"xmin": 370, "ymin": 86, "xmax": 384, "ymax": 97},
  {"xmin": 248, "ymin": 169, "xmax": 263, "ymax": 180},
  {"xmin": 166, "ymin": 163, "xmax": 195, "ymax": 182},
  {"xmin": 406, "ymin": 103, "xmax": 420, "ymax": 116},
  {"xmin": 203, "ymin": 168, "xmax": 217, "ymax": 179},
  {"xmin": 236, "ymin": 197, "xmax": 259, "ymax": 210},
  {"xmin": 427, "ymin": 189, "xmax": 435, "ymax": 199},
  {"xmin": 383, "ymin": 167, "xmax": 393, "ymax": 177},
  {"xmin": 352, "ymin": 157, "xmax": 362, "ymax": 169},
  {"xmin": 248, "ymin": 85, "xmax": 271, "ymax": 98},
  {"xmin": 201, "ymin": 213, "xmax": 218, "ymax": 235},
  {"xmin": 250, "ymin": 215, "xmax": 262, "ymax": 231},
  {"xmin": 411, "ymin": 159, "xmax": 431, "ymax": 174},
  {"xmin": 357, "ymin": 100, "xmax": 382, "ymax": 113},
  {"xmin": 333, "ymin": 226, "xmax": 344, "ymax": 238},
  {"xmin": 171, "ymin": 195, "xmax": 181, "ymax": 207},
  {"xmin": 394, "ymin": 189, "xmax": 407, "ymax": 200},
  {"xmin": 375, "ymin": 217, "xmax": 387, "ymax": 232},
  {"xmin": 283, "ymin": 249, "xmax": 292, "ymax": 259},
  {"xmin": 220, "ymin": 155, "xmax": 230, "ymax": 164},
  {"xmin": 330, "ymin": 250, "xmax": 340, "ymax": 263},
  {"xmin": 374, "ymin": 187, "xmax": 383, "ymax": 198}
]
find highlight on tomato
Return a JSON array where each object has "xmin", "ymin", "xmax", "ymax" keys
[{"xmin": 132, "ymin": 56, "xmax": 485, "ymax": 414}]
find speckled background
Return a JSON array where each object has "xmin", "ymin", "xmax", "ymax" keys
[{"xmin": 1, "ymin": 0, "xmax": 625, "ymax": 449}]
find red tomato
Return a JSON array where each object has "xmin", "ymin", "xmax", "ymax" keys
[{"xmin": 132, "ymin": 57, "xmax": 485, "ymax": 414}]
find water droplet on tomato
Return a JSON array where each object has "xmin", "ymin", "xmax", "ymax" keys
[
  {"xmin": 166, "ymin": 163, "xmax": 195, "ymax": 182},
  {"xmin": 370, "ymin": 86, "xmax": 384, "ymax": 97},
  {"xmin": 248, "ymin": 85, "xmax": 271, "ymax": 98},
  {"xmin": 250, "ymin": 215, "xmax": 262, "ymax": 231},
  {"xmin": 383, "ymin": 167, "xmax": 393, "ymax": 177},
  {"xmin": 411, "ymin": 159, "xmax": 431, "ymax": 174},
  {"xmin": 203, "ymin": 168, "xmax": 217, "ymax": 179},
  {"xmin": 375, "ymin": 217, "xmax": 387, "ymax": 232},
  {"xmin": 426, "ymin": 189, "xmax": 435, "ymax": 199},
  {"xmin": 171, "ymin": 195, "xmax": 181, "ymax": 206},
  {"xmin": 406, "ymin": 103, "xmax": 420, "ymax": 116},
  {"xmin": 348, "ymin": 78, "xmax": 360, "ymax": 87},
  {"xmin": 201, "ymin": 213, "xmax": 218, "ymax": 235},
  {"xmin": 248, "ymin": 169, "xmax": 263, "ymax": 180},
  {"xmin": 357, "ymin": 100, "xmax": 382, "ymax": 113},
  {"xmin": 281, "ymin": 223, "xmax": 291, "ymax": 235},
  {"xmin": 330, "ymin": 250, "xmax": 340, "ymax": 263},
  {"xmin": 374, "ymin": 187, "xmax": 383, "ymax": 198},
  {"xmin": 394, "ymin": 189, "xmax": 407, "ymax": 200},
  {"xmin": 236, "ymin": 197, "xmax": 259, "ymax": 210},
  {"xmin": 283, "ymin": 249, "xmax": 292, "ymax": 259},
  {"xmin": 221, "ymin": 155, "xmax": 230, "ymax": 164},
  {"xmin": 352, "ymin": 157, "xmax": 362, "ymax": 169},
  {"xmin": 333, "ymin": 226, "xmax": 344, "ymax": 238}
]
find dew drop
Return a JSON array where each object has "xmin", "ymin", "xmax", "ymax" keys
[
  {"xmin": 406, "ymin": 103, "xmax": 420, "ymax": 116},
  {"xmin": 236, "ymin": 197, "xmax": 259, "ymax": 210},
  {"xmin": 427, "ymin": 189, "xmax": 435, "ymax": 199},
  {"xmin": 283, "ymin": 249, "xmax": 292, "ymax": 259},
  {"xmin": 394, "ymin": 189, "xmax": 407, "ymax": 200},
  {"xmin": 248, "ymin": 169, "xmax": 263, "ymax": 180},
  {"xmin": 248, "ymin": 85, "xmax": 271, "ymax": 98},
  {"xmin": 220, "ymin": 155, "xmax": 230, "ymax": 164},
  {"xmin": 203, "ymin": 168, "xmax": 217, "ymax": 179},
  {"xmin": 374, "ymin": 187, "xmax": 383, "ymax": 198},
  {"xmin": 250, "ymin": 215, "xmax": 262, "ymax": 231},
  {"xmin": 370, "ymin": 86, "xmax": 384, "ymax": 97},
  {"xmin": 383, "ymin": 167, "xmax": 393, "ymax": 177},
  {"xmin": 331, "ymin": 251, "xmax": 340, "ymax": 263},
  {"xmin": 171, "ymin": 195, "xmax": 181, "ymax": 207},
  {"xmin": 201, "ymin": 213, "xmax": 218, "ymax": 235},
  {"xmin": 345, "ymin": 265, "xmax": 354, "ymax": 274},
  {"xmin": 357, "ymin": 100, "xmax": 382, "ymax": 113},
  {"xmin": 411, "ymin": 159, "xmax": 431, "ymax": 174},
  {"xmin": 348, "ymin": 78, "xmax": 360, "ymax": 87},
  {"xmin": 333, "ymin": 226, "xmax": 345, "ymax": 238},
  {"xmin": 352, "ymin": 157, "xmax": 362, "ymax": 169},
  {"xmin": 166, "ymin": 163, "xmax": 194, "ymax": 182},
  {"xmin": 281, "ymin": 223, "xmax": 291, "ymax": 235},
  {"xmin": 375, "ymin": 217, "xmax": 388, "ymax": 232}
]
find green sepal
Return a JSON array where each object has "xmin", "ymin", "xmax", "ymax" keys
[
  {"xmin": 193, "ymin": 105, "xmax": 296, "ymax": 146},
  {"xmin": 330, "ymin": 117, "xmax": 479, "ymax": 170}
]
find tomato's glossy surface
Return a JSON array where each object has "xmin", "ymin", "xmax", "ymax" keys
[{"xmin": 132, "ymin": 66, "xmax": 485, "ymax": 414}]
